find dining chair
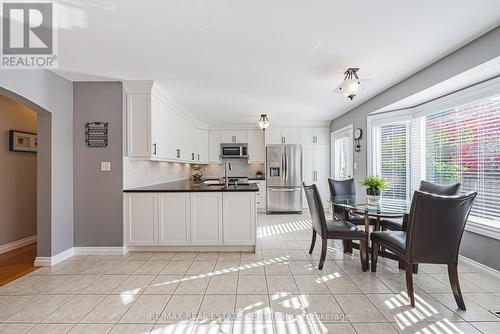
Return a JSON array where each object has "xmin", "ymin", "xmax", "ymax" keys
[
  {"xmin": 304, "ymin": 182, "xmax": 369, "ymax": 271},
  {"xmin": 381, "ymin": 180, "xmax": 461, "ymax": 231},
  {"xmin": 370, "ymin": 190, "xmax": 477, "ymax": 310}
]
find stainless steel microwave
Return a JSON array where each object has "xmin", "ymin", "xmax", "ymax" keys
[{"xmin": 220, "ymin": 143, "xmax": 248, "ymax": 158}]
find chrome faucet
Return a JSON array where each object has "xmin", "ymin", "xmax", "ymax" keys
[{"xmin": 224, "ymin": 161, "xmax": 232, "ymax": 188}]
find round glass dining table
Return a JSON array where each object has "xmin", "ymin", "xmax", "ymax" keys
[{"xmin": 329, "ymin": 195, "xmax": 410, "ymax": 233}]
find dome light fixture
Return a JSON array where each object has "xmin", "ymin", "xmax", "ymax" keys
[
  {"xmin": 336, "ymin": 67, "xmax": 362, "ymax": 100},
  {"xmin": 257, "ymin": 114, "xmax": 270, "ymax": 131}
]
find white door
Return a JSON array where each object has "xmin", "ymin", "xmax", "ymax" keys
[
  {"xmin": 248, "ymin": 129, "xmax": 265, "ymax": 162},
  {"xmin": 314, "ymin": 127, "xmax": 331, "ymax": 145},
  {"xmin": 235, "ymin": 130, "xmax": 248, "ymax": 143},
  {"xmin": 223, "ymin": 193, "xmax": 256, "ymax": 245},
  {"xmin": 314, "ymin": 144, "xmax": 331, "ymax": 205},
  {"xmin": 190, "ymin": 193, "xmax": 223, "ymax": 245},
  {"xmin": 283, "ymin": 128, "xmax": 300, "ymax": 144},
  {"xmin": 209, "ymin": 130, "xmax": 222, "ymax": 163},
  {"xmin": 158, "ymin": 193, "xmax": 190, "ymax": 245},
  {"xmin": 266, "ymin": 128, "xmax": 283, "ymax": 144},
  {"xmin": 331, "ymin": 125, "xmax": 353, "ymax": 180},
  {"xmin": 124, "ymin": 193, "xmax": 157, "ymax": 246}
]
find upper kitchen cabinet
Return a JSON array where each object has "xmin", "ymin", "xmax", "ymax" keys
[
  {"xmin": 300, "ymin": 127, "xmax": 331, "ymax": 145},
  {"xmin": 222, "ymin": 129, "xmax": 248, "ymax": 143},
  {"xmin": 247, "ymin": 129, "xmax": 265, "ymax": 163},
  {"xmin": 208, "ymin": 130, "xmax": 222, "ymax": 164},
  {"xmin": 265, "ymin": 128, "xmax": 300, "ymax": 144},
  {"xmin": 194, "ymin": 129, "xmax": 209, "ymax": 163}
]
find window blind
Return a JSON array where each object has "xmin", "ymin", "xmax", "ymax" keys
[{"xmin": 376, "ymin": 123, "xmax": 409, "ymax": 201}]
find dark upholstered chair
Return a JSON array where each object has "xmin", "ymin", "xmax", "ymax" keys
[
  {"xmin": 328, "ymin": 178, "xmax": 372, "ymax": 224},
  {"xmin": 371, "ymin": 190, "xmax": 477, "ymax": 310},
  {"xmin": 381, "ymin": 180, "xmax": 461, "ymax": 231},
  {"xmin": 304, "ymin": 182, "xmax": 369, "ymax": 271}
]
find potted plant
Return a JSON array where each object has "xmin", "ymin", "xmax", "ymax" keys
[
  {"xmin": 256, "ymin": 170, "xmax": 264, "ymax": 179},
  {"xmin": 192, "ymin": 165, "xmax": 203, "ymax": 184},
  {"xmin": 362, "ymin": 176, "xmax": 389, "ymax": 204}
]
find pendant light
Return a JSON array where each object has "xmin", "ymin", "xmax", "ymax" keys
[
  {"xmin": 257, "ymin": 114, "xmax": 270, "ymax": 131},
  {"xmin": 336, "ymin": 68, "xmax": 362, "ymax": 100}
]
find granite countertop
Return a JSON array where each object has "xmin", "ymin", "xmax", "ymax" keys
[{"xmin": 123, "ymin": 179, "xmax": 259, "ymax": 193}]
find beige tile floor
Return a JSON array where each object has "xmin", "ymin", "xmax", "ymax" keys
[{"xmin": 1, "ymin": 213, "xmax": 499, "ymax": 334}]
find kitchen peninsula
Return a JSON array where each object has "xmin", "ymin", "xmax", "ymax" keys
[{"xmin": 123, "ymin": 179, "xmax": 259, "ymax": 251}]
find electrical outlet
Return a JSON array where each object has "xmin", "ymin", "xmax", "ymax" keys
[
  {"xmin": 354, "ymin": 162, "xmax": 357, "ymax": 170},
  {"xmin": 100, "ymin": 161, "xmax": 111, "ymax": 172}
]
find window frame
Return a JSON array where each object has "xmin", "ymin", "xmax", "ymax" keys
[{"xmin": 367, "ymin": 76, "xmax": 500, "ymax": 240}]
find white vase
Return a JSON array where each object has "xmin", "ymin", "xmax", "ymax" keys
[{"xmin": 367, "ymin": 194, "xmax": 381, "ymax": 205}]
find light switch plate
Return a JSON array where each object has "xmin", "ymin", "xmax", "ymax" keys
[
  {"xmin": 354, "ymin": 162, "xmax": 357, "ymax": 170},
  {"xmin": 101, "ymin": 161, "xmax": 111, "ymax": 172}
]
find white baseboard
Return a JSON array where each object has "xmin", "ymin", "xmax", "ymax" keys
[
  {"xmin": 459, "ymin": 255, "xmax": 500, "ymax": 277},
  {"xmin": 126, "ymin": 245, "xmax": 255, "ymax": 252},
  {"xmin": 0, "ymin": 235, "xmax": 37, "ymax": 254},
  {"xmin": 34, "ymin": 247, "xmax": 74, "ymax": 267},
  {"xmin": 73, "ymin": 246, "xmax": 126, "ymax": 256}
]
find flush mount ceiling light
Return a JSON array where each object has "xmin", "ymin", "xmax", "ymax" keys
[
  {"xmin": 257, "ymin": 114, "xmax": 270, "ymax": 131},
  {"xmin": 335, "ymin": 67, "xmax": 362, "ymax": 100}
]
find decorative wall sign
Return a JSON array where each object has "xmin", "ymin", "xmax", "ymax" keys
[
  {"xmin": 85, "ymin": 122, "xmax": 109, "ymax": 148},
  {"xmin": 9, "ymin": 130, "xmax": 37, "ymax": 153}
]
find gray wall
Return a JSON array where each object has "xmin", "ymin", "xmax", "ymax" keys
[
  {"xmin": 0, "ymin": 95, "xmax": 37, "ymax": 246},
  {"xmin": 73, "ymin": 82, "xmax": 124, "ymax": 247},
  {"xmin": 330, "ymin": 26, "xmax": 500, "ymax": 270},
  {"xmin": 0, "ymin": 70, "xmax": 73, "ymax": 257}
]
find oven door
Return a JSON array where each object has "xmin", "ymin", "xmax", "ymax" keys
[{"xmin": 221, "ymin": 146, "xmax": 241, "ymax": 157}]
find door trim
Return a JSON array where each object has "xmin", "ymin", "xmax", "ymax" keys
[{"xmin": 331, "ymin": 124, "xmax": 353, "ymax": 180}]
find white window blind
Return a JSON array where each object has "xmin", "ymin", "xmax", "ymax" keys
[
  {"xmin": 332, "ymin": 127, "xmax": 353, "ymax": 180},
  {"xmin": 374, "ymin": 123, "xmax": 409, "ymax": 201},
  {"xmin": 420, "ymin": 96, "xmax": 500, "ymax": 222}
]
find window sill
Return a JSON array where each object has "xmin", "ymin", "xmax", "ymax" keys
[{"xmin": 465, "ymin": 217, "xmax": 500, "ymax": 241}]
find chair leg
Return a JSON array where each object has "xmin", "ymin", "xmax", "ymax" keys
[
  {"xmin": 343, "ymin": 240, "xmax": 353, "ymax": 254},
  {"xmin": 405, "ymin": 262, "xmax": 415, "ymax": 307},
  {"xmin": 371, "ymin": 241, "xmax": 379, "ymax": 272},
  {"xmin": 309, "ymin": 230, "xmax": 317, "ymax": 254},
  {"xmin": 318, "ymin": 238, "xmax": 327, "ymax": 270},
  {"xmin": 359, "ymin": 239, "xmax": 369, "ymax": 272},
  {"xmin": 448, "ymin": 263, "xmax": 466, "ymax": 311},
  {"xmin": 412, "ymin": 264, "xmax": 419, "ymax": 274}
]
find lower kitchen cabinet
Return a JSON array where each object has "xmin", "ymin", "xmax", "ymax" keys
[
  {"xmin": 124, "ymin": 193, "xmax": 158, "ymax": 246},
  {"xmin": 190, "ymin": 193, "xmax": 223, "ymax": 245},
  {"xmin": 158, "ymin": 193, "xmax": 191, "ymax": 245},
  {"xmin": 223, "ymin": 192, "xmax": 256, "ymax": 245}
]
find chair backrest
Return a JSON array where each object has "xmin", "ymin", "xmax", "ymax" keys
[
  {"xmin": 406, "ymin": 190, "xmax": 477, "ymax": 264},
  {"xmin": 419, "ymin": 180, "xmax": 461, "ymax": 195},
  {"xmin": 328, "ymin": 178, "xmax": 356, "ymax": 196},
  {"xmin": 303, "ymin": 182, "xmax": 327, "ymax": 237}
]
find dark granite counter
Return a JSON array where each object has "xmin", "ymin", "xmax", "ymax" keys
[{"xmin": 124, "ymin": 179, "xmax": 259, "ymax": 193}]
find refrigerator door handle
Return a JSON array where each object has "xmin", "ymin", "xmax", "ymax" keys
[
  {"xmin": 268, "ymin": 188, "xmax": 299, "ymax": 192},
  {"xmin": 284, "ymin": 147, "xmax": 288, "ymax": 184}
]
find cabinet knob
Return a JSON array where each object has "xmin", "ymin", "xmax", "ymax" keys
[{"xmin": 153, "ymin": 143, "xmax": 157, "ymax": 155}]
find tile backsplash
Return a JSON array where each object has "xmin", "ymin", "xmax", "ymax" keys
[{"xmin": 199, "ymin": 159, "xmax": 265, "ymax": 179}]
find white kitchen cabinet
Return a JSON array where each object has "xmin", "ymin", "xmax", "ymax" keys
[
  {"xmin": 300, "ymin": 127, "xmax": 330, "ymax": 145},
  {"xmin": 302, "ymin": 144, "xmax": 330, "ymax": 208},
  {"xmin": 265, "ymin": 128, "xmax": 300, "ymax": 144},
  {"xmin": 223, "ymin": 192, "xmax": 256, "ymax": 245},
  {"xmin": 190, "ymin": 193, "xmax": 223, "ymax": 245},
  {"xmin": 124, "ymin": 193, "xmax": 158, "ymax": 245},
  {"xmin": 126, "ymin": 93, "xmax": 152, "ymax": 158},
  {"xmin": 249, "ymin": 180, "xmax": 266, "ymax": 211},
  {"xmin": 247, "ymin": 129, "xmax": 265, "ymax": 163},
  {"xmin": 209, "ymin": 130, "xmax": 222, "ymax": 164},
  {"xmin": 158, "ymin": 193, "xmax": 191, "ymax": 245},
  {"xmin": 195, "ymin": 129, "xmax": 209, "ymax": 163},
  {"xmin": 222, "ymin": 129, "xmax": 247, "ymax": 143}
]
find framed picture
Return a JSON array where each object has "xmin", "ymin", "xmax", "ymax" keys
[{"xmin": 9, "ymin": 130, "xmax": 38, "ymax": 153}]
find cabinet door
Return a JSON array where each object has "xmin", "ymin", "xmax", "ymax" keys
[
  {"xmin": 223, "ymin": 193, "xmax": 256, "ymax": 245},
  {"xmin": 209, "ymin": 131, "xmax": 222, "ymax": 163},
  {"xmin": 314, "ymin": 144, "xmax": 331, "ymax": 206},
  {"xmin": 300, "ymin": 128, "xmax": 314, "ymax": 145},
  {"xmin": 127, "ymin": 94, "xmax": 151, "ymax": 157},
  {"xmin": 247, "ymin": 129, "xmax": 265, "ymax": 163},
  {"xmin": 124, "ymin": 193, "xmax": 157, "ymax": 245},
  {"xmin": 196, "ymin": 129, "xmax": 209, "ymax": 162},
  {"xmin": 158, "ymin": 193, "xmax": 190, "ymax": 245},
  {"xmin": 190, "ymin": 193, "xmax": 223, "ymax": 245},
  {"xmin": 221, "ymin": 130, "xmax": 235, "ymax": 143},
  {"xmin": 314, "ymin": 127, "xmax": 331, "ymax": 145},
  {"xmin": 266, "ymin": 128, "xmax": 283, "ymax": 144},
  {"xmin": 283, "ymin": 128, "xmax": 300, "ymax": 144},
  {"xmin": 235, "ymin": 130, "xmax": 248, "ymax": 143},
  {"xmin": 302, "ymin": 145, "xmax": 314, "ymax": 208}
]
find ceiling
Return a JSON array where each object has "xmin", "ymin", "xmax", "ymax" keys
[{"xmin": 54, "ymin": 0, "xmax": 500, "ymax": 126}]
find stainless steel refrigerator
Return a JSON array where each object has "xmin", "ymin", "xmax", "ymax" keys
[{"xmin": 266, "ymin": 144, "xmax": 302, "ymax": 213}]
